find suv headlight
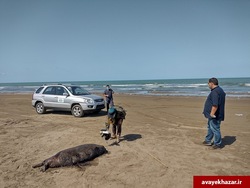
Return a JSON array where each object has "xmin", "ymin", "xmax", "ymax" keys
[{"xmin": 83, "ymin": 98, "xmax": 94, "ymax": 104}]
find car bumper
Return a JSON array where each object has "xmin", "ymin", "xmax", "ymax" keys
[
  {"xmin": 80, "ymin": 102, "xmax": 105, "ymax": 111},
  {"xmin": 31, "ymin": 100, "xmax": 36, "ymax": 107}
]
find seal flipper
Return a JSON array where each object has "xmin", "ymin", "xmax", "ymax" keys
[
  {"xmin": 32, "ymin": 162, "xmax": 43, "ymax": 168},
  {"xmin": 76, "ymin": 163, "xmax": 85, "ymax": 170},
  {"xmin": 40, "ymin": 164, "xmax": 49, "ymax": 172}
]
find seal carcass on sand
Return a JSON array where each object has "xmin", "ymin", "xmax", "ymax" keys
[{"xmin": 32, "ymin": 144, "xmax": 107, "ymax": 172}]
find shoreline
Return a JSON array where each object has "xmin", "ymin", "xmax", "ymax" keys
[{"xmin": 1, "ymin": 77, "xmax": 250, "ymax": 98}]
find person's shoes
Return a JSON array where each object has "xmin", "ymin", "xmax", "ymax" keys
[
  {"xmin": 202, "ymin": 141, "xmax": 212, "ymax": 146},
  {"xmin": 116, "ymin": 135, "xmax": 120, "ymax": 143},
  {"xmin": 211, "ymin": 145, "xmax": 221, "ymax": 149},
  {"xmin": 110, "ymin": 135, "xmax": 116, "ymax": 139}
]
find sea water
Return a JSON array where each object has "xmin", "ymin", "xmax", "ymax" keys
[{"xmin": 0, "ymin": 77, "xmax": 249, "ymax": 97}]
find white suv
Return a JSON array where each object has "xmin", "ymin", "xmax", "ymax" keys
[{"xmin": 32, "ymin": 84, "xmax": 105, "ymax": 117}]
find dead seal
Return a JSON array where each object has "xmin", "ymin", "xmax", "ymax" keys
[{"xmin": 32, "ymin": 144, "xmax": 107, "ymax": 172}]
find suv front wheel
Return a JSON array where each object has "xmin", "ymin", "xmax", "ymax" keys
[
  {"xmin": 35, "ymin": 102, "xmax": 46, "ymax": 114},
  {"xmin": 71, "ymin": 104, "xmax": 84, "ymax": 117}
]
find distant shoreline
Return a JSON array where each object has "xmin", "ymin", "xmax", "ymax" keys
[
  {"xmin": 1, "ymin": 76, "xmax": 250, "ymax": 85},
  {"xmin": 0, "ymin": 77, "xmax": 249, "ymax": 97}
]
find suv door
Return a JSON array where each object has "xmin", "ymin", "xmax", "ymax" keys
[
  {"xmin": 54, "ymin": 86, "xmax": 71, "ymax": 109},
  {"xmin": 42, "ymin": 86, "xmax": 57, "ymax": 107},
  {"xmin": 42, "ymin": 86, "xmax": 71, "ymax": 109}
]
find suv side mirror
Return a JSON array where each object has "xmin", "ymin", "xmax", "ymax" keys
[{"xmin": 63, "ymin": 93, "xmax": 69, "ymax": 97}]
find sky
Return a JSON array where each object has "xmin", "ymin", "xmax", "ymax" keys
[{"xmin": 0, "ymin": 0, "xmax": 250, "ymax": 83}]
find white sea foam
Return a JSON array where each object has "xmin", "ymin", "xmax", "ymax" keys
[
  {"xmin": 112, "ymin": 84, "xmax": 143, "ymax": 87},
  {"xmin": 79, "ymin": 85, "xmax": 89, "ymax": 87},
  {"xmin": 118, "ymin": 87, "xmax": 142, "ymax": 91},
  {"xmin": 161, "ymin": 83, "xmax": 206, "ymax": 88}
]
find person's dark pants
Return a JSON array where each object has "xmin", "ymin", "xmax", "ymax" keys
[
  {"xmin": 112, "ymin": 119, "xmax": 123, "ymax": 136},
  {"xmin": 106, "ymin": 99, "xmax": 114, "ymax": 112},
  {"xmin": 106, "ymin": 103, "xmax": 110, "ymax": 112}
]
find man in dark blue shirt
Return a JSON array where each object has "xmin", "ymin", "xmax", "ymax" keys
[
  {"xmin": 103, "ymin": 85, "xmax": 114, "ymax": 112},
  {"xmin": 203, "ymin": 78, "xmax": 226, "ymax": 149}
]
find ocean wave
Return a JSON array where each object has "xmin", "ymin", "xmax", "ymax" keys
[
  {"xmin": 112, "ymin": 83, "xmax": 207, "ymax": 89},
  {"xmin": 79, "ymin": 85, "xmax": 89, "ymax": 87},
  {"xmin": 161, "ymin": 84, "xmax": 207, "ymax": 88},
  {"xmin": 112, "ymin": 84, "xmax": 144, "ymax": 87},
  {"xmin": 23, "ymin": 86, "xmax": 40, "ymax": 89},
  {"xmin": 1, "ymin": 78, "xmax": 249, "ymax": 97},
  {"xmin": 118, "ymin": 87, "xmax": 143, "ymax": 91}
]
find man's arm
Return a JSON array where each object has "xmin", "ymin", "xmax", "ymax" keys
[
  {"xmin": 103, "ymin": 90, "xmax": 108, "ymax": 97},
  {"xmin": 210, "ymin": 105, "xmax": 218, "ymax": 118}
]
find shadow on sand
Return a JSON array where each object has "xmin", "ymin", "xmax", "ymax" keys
[
  {"xmin": 122, "ymin": 134, "xmax": 142, "ymax": 142},
  {"xmin": 108, "ymin": 134, "xmax": 142, "ymax": 146},
  {"xmin": 221, "ymin": 136, "xmax": 236, "ymax": 148},
  {"xmin": 45, "ymin": 110, "xmax": 107, "ymax": 117}
]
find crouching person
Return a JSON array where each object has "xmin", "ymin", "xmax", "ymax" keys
[{"xmin": 106, "ymin": 106, "xmax": 126, "ymax": 143}]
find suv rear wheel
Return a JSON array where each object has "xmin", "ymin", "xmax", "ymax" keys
[
  {"xmin": 71, "ymin": 104, "xmax": 84, "ymax": 117},
  {"xmin": 35, "ymin": 102, "xmax": 46, "ymax": 114}
]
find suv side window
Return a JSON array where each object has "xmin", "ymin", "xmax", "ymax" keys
[
  {"xmin": 55, "ymin": 86, "xmax": 68, "ymax": 95},
  {"xmin": 36, "ymin": 87, "xmax": 44, "ymax": 94},
  {"xmin": 43, "ymin": 86, "xmax": 56, "ymax": 95},
  {"xmin": 74, "ymin": 87, "xmax": 82, "ymax": 95}
]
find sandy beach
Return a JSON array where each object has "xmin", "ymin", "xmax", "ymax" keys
[{"xmin": 0, "ymin": 94, "xmax": 249, "ymax": 188}]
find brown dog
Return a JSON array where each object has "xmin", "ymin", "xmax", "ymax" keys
[{"xmin": 32, "ymin": 144, "xmax": 107, "ymax": 172}]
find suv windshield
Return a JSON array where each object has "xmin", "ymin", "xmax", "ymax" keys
[{"xmin": 66, "ymin": 86, "xmax": 90, "ymax": 95}]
